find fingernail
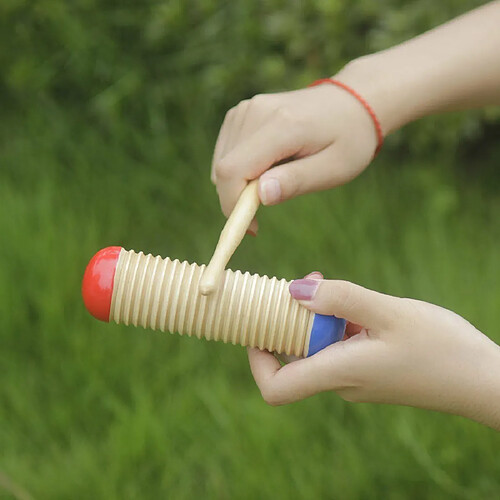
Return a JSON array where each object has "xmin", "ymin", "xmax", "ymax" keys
[
  {"xmin": 260, "ymin": 178, "xmax": 281, "ymax": 205},
  {"xmin": 289, "ymin": 279, "xmax": 319, "ymax": 301},
  {"xmin": 306, "ymin": 271, "xmax": 323, "ymax": 279}
]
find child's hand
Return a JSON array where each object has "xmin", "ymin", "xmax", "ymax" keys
[
  {"xmin": 212, "ymin": 3, "xmax": 500, "ymax": 235},
  {"xmin": 247, "ymin": 274, "xmax": 500, "ymax": 430},
  {"xmin": 211, "ymin": 83, "xmax": 380, "ymax": 233}
]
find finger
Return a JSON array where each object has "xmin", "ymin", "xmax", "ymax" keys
[
  {"xmin": 214, "ymin": 106, "xmax": 251, "ymax": 218},
  {"xmin": 211, "ymin": 108, "xmax": 237, "ymax": 184},
  {"xmin": 213, "ymin": 95, "xmax": 272, "ymax": 190},
  {"xmin": 226, "ymin": 101, "xmax": 272, "ymax": 236},
  {"xmin": 212, "ymin": 101, "xmax": 251, "ymax": 184},
  {"xmin": 247, "ymin": 348, "xmax": 281, "ymax": 382},
  {"xmin": 258, "ymin": 145, "xmax": 359, "ymax": 206},
  {"xmin": 247, "ymin": 346, "xmax": 345, "ymax": 405},
  {"xmin": 248, "ymin": 217, "xmax": 259, "ymax": 235},
  {"xmin": 305, "ymin": 271, "xmax": 323, "ymax": 279},
  {"xmin": 215, "ymin": 119, "xmax": 306, "ymax": 215},
  {"xmin": 289, "ymin": 279, "xmax": 399, "ymax": 329},
  {"xmin": 221, "ymin": 100, "xmax": 250, "ymax": 161}
]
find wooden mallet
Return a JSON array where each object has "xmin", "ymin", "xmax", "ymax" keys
[{"xmin": 199, "ymin": 179, "xmax": 260, "ymax": 295}]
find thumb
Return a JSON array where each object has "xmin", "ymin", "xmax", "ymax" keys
[
  {"xmin": 289, "ymin": 279, "xmax": 398, "ymax": 329},
  {"xmin": 258, "ymin": 145, "xmax": 351, "ymax": 206}
]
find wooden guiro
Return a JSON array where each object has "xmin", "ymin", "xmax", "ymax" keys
[{"xmin": 82, "ymin": 247, "xmax": 346, "ymax": 357}]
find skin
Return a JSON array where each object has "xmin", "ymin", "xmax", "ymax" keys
[
  {"xmin": 211, "ymin": 2, "xmax": 500, "ymax": 429},
  {"xmin": 249, "ymin": 273, "xmax": 500, "ymax": 431},
  {"xmin": 212, "ymin": 1, "xmax": 500, "ymax": 230}
]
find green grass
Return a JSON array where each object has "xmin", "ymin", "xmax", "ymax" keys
[{"xmin": 0, "ymin": 111, "xmax": 499, "ymax": 500}]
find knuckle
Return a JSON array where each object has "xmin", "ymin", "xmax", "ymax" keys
[
  {"xmin": 260, "ymin": 386, "xmax": 283, "ymax": 406},
  {"xmin": 224, "ymin": 99, "xmax": 247, "ymax": 122},
  {"xmin": 249, "ymin": 94, "xmax": 267, "ymax": 108},
  {"xmin": 224, "ymin": 107, "xmax": 236, "ymax": 122},
  {"xmin": 276, "ymin": 106, "xmax": 295, "ymax": 127},
  {"xmin": 276, "ymin": 107, "xmax": 305, "ymax": 141},
  {"xmin": 235, "ymin": 99, "xmax": 250, "ymax": 112},
  {"xmin": 379, "ymin": 296, "xmax": 408, "ymax": 328},
  {"xmin": 215, "ymin": 157, "xmax": 234, "ymax": 179},
  {"xmin": 331, "ymin": 280, "xmax": 357, "ymax": 313},
  {"xmin": 249, "ymin": 94, "xmax": 282, "ymax": 117}
]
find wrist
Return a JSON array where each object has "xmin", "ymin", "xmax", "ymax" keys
[{"xmin": 333, "ymin": 53, "xmax": 421, "ymax": 136}]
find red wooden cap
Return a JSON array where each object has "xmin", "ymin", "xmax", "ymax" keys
[{"xmin": 82, "ymin": 246, "xmax": 122, "ymax": 322}]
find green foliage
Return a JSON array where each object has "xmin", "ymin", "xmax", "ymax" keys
[
  {"xmin": 0, "ymin": 1, "xmax": 499, "ymax": 499},
  {"xmin": 1, "ymin": 0, "xmax": 490, "ymax": 141}
]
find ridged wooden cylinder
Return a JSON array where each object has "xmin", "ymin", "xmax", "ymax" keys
[{"xmin": 110, "ymin": 249, "xmax": 314, "ymax": 357}]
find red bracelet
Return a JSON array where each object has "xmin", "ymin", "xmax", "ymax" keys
[{"xmin": 308, "ymin": 78, "xmax": 384, "ymax": 156}]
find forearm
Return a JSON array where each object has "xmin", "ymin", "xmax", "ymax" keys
[{"xmin": 335, "ymin": 1, "xmax": 500, "ymax": 135}]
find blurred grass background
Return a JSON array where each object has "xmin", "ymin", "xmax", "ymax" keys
[{"xmin": 1, "ymin": 1, "xmax": 499, "ymax": 498}]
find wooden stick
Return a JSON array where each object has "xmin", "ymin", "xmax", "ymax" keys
[{"xmin": 199, "ymin": 179, "xmax": 260, "ymax": 295}]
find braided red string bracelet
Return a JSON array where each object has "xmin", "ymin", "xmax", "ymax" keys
[{"xmin": 309, "ymin": 78, "xmax": 384, "ymax": 156}]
